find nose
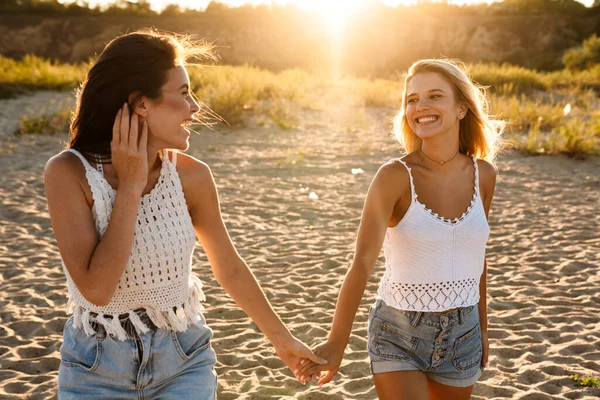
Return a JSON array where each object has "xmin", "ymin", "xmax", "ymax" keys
[
  {"xmin": 416, "ymin": 97, "xmax": 431, "ymax": 111},
  {"xmin": 189, "ymin": 95, "xmax": 200, "ymax": 115}
]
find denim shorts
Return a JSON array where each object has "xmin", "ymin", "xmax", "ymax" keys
[
  {"xmin": 368, "ymin": 299, "xmax": 484, "ymax": 387},
  {"xmin": 58, "ymin": 311, "xmax": 217, "ymax": 399}
]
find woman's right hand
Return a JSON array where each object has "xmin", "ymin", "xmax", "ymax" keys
[{"xmin": 111, "ymin": 103, "xmax": 148, "ymax": 195}]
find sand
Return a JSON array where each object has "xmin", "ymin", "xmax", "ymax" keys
[{"xmin": 0, "ymin": 90, "xmax": 599, "ymax": 399}]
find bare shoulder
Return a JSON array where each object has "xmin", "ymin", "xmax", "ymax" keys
[
  {"xmin": 169, "ymin": 153, "xmax": 216, "ymax": 200},
  {"xmin": 476, "ymin": 158, "xmax": 497, "ymax": 202},
  {"xmin": 44, "ymin": 150, "xmax": 94, "ymax": 207},
  {"xmin": 379, "ymin": 158, "xmax": 410, "ymax": 180},
  {"xmin": 172, "ymin": 151, "xmax": 213, "ymax": 186},
  {"xmin": 372, "ymin": 157, "xmax": 411, "ymax": 199},
  {"xmin": 476, "ymin": 159, "xmax": 497, "ymax": 184},
  {"xmin": 44, "ymin": 150, "xmax": 86, "ymax": 185}
]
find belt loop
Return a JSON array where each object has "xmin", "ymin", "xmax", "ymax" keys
[
  {"xmin": 458, "ymin": 308, "xmax": 464, "ymax": 326},
  {"xmin": 410, "ymin": 311, "xmax": 423, "ymax": 327}
]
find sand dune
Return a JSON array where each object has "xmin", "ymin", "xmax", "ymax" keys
[{"xmin": 0, "ymin": 91, "xmax": 599, "ymax": 399}]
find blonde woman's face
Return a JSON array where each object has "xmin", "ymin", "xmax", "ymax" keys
[{"xmin": 404, "ymin": 72, "xmax": 466, "ymax": 140}]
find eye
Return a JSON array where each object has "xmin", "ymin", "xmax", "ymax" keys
[
  {"xmin": 182, "ymin": 91, "xmax": 189, "ymax": 96},
  {"xmin": 430, "ymin": 94, "xmax": 441, "ymax": 99},
  {"xmin": 407, "ymin": 98, "xmax": 417, "ymax": 104}
]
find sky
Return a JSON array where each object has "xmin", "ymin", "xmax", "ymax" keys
[{"xmin": 62, "ymin": 0, "xmax": 595, "ymax": 12}]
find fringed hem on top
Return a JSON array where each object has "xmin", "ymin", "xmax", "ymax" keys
[{"xmin": 66, "ymin": 275, "xmax": 206, "ymax": 341}]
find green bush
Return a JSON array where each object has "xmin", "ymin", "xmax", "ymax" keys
[
  {"xmin": 572, "ymin": 374, "xmax": 600, "ymax": 388},
  {"xmin": 0, "ymin": 54, "xmax": 87, "ymax": 96},
  {"xmin": 14, "ymin": 98, "xmax": 73, "ymax": 135},
  {"xmin": 470, "ymin": 63, "xmax": 548, "ymax": 94},
  {"xmin": 563, "ymin": 34, "xmax": 600, "ymax": 71}
]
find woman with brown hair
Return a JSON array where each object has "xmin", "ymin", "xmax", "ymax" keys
[{"xmin": 44, "ymin": 29, "xmax": 324, "ymax": 398}]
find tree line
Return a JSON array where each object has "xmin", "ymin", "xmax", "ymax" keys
[{"xmin": 0, "ymin": 0, "xmax": 597, "ymax": 17}]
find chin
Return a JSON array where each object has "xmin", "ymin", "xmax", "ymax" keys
[{"xmin": 414, "ymin": 130, "xmax": 439, "ymax": 140}]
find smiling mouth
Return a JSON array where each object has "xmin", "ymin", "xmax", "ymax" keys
[{"xmin": 417, "ymin": 116, "xmax": 439, "ymax": 124}]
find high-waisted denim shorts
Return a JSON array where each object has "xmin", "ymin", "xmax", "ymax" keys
[
  {"xmin": 368, "ymin": 299, "xmax": 484, "ymax": 387},
  {"xmin": 58, "ymin": 311, "xmax": 217, "ymax": 399}
]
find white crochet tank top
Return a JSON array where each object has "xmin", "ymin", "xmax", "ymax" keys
[
  {"xmin": 63, "ymin": 148, "xmax": 205, "ymax": 340},
  {"xmin": 377, "ymin": 155, "xmax": 489, "ymax": 312}
]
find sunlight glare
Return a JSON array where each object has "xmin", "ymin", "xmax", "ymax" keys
[{"xmin": 301, "ymin": 0, "xmax": 369, "ymax": 38}]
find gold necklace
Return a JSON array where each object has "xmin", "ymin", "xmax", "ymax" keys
[{"xmin": 420, "ymin": 148, "xmax": 459, "ymax": 166}]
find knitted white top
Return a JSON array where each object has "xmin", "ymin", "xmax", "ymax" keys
[
  {"xmin": 63, "ymin": 149, "xmax": 205, "ymax": 340},
  {"xmin": 377, "ymin": 155, "xmax": 489, "ymax": 312}
]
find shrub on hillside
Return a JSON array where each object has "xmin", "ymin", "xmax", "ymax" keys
[{"xmin": 563, "ymin": 34, "xmax": 600, "ymax": 71}]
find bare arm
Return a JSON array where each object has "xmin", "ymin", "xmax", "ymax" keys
[
  {"xmin": 179, "ymin": 154, "xmax": 325, "ymax": 375},
  {"xmin": 328, "ymin": 163, "xmax": 404, "ymax": 346},
  {"xmin": 44, "ymin": 104, "xmax": 148, "ymax": 306},
  {"xmin": 478, "ymin": 159, "xmax": 497, "ymax": 368},
  {"xmin": 298, "ymin": 161, "xmax": 407, "ymax": 384}
]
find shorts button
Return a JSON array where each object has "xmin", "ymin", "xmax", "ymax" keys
[
  {"xmin": 437, "ymin": 338, "xmax": 443, "ymax": 343},
  {"xmin": 435, "ymin": 355, "xmax": 440, "ymax": 360}
]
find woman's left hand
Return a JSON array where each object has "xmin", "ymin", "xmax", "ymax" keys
[
  {"xmin": 272, "ymin": 336, "xmax": 327, "ymax": 383},
  {"xmin": 481, "ymin": 330, "xmax": 489, "ymax": 368}
]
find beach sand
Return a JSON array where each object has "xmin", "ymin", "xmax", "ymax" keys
[{"xmin": 0, "ymin": 91, "xmax": 599, "ymax": 399}]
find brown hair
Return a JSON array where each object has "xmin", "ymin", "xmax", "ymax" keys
[
  {"xmin": 393, "ymin": 58, "xmax": 505, "ymax": 165},
  {"xmin": 68, "ymin": 29, "xmax": 213, "ymax": 160}
]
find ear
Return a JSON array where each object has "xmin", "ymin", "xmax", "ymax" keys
[
  {"xmin": 458, "ymin": 103, "xmax": 468, "ymax": 120},
  {"xmin": 128, "ymin": 92, "xmax": 149, "ymax": 118}
]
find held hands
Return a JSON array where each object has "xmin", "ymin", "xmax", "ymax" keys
[
  {"xmin": 295, "ymin": 340, "xmax": 345, "ymax": 386},
  {"xmin": 111, "ymin": 103, "xmax": 148, "ymax": 196},
  {"xmin": 271, "ymin": 336, "xmax": 328, "ymax": 383}
]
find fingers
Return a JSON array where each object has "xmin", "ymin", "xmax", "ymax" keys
[
  {"xmin": 298, "ymin": 359, "xmax": 316, "ymax": 376},
  {"xmin": 307, "ymin": 351, "xmax": 327, "ymax": 365},
  {"xmin": 302, "ymin": 363, "xmax": 326, "ymax": 378},
  {"xmin": 294, "ymin": 359, "xmax": 314, "ymax": 383},
  {"xmin": 317, "ymin": 369, "xmax": 337, "ymax": 386},
  {"xmin": 294, "ymin": 360, "xmax": 328, "ymax": 386},
  {"xmin": 129, "ymin": 111, "xmax": 138, "ymax": 148},
  {"xmin": 120, "ymin": 103, "xmax": 130, "ymax": 146},
  {"xmin": 299, "ymin": 357, "xmax": 322, "ymax": 376},
  {"xmin": 113, "ymin": 103, "xmax": 146, "ymax": 151}
]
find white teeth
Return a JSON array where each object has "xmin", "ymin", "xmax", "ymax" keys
[{"xmin": 418, "ymin": 116, "xmax": 438, "ymax": 124}]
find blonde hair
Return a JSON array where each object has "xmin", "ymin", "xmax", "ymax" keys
[{"xmin": 393, "ymin": 59, "xmax": 505, "ymax": 165}]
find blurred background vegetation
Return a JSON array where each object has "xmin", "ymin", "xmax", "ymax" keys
[
  {"xmin": 1, "ymin": 0, "xmax": 599, "ymax": 156},
  {"xmin": 1, "ymin": 0, "xmax": 599, "ymax": 72}
]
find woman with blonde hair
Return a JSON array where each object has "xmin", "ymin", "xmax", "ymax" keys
[
  {"xmin": 44, "ymin": 29, "xmax": 325, "ymax": 399},
  {"xmin": 297, "ymin": 58, "xmax": 504, "ymax": 399}
]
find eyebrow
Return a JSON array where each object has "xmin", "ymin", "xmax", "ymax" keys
[{"xmin": 407, "ymin": 89, "xmax": 446, "ymax": 97}]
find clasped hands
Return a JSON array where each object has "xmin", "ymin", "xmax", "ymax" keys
[{"xmin": 292, "ymin": 340, "xmax": 345, "ymax": 386}]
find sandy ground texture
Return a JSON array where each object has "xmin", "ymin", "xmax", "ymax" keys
[{"xmin": 0, "ymin": 91, "xmax": 599, "ymax": 399}]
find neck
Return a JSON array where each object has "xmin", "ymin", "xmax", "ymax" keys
[
  {"xmin": 421, "ymin": 142, "xmax": 459, "ymax": 165},
  {"xmin": 146, "ymin": 145, "xmax": 164, "ymax": 173},
  {"xmin": 419, "ymin": 128, "xmax": 460, "ymax": 167}
]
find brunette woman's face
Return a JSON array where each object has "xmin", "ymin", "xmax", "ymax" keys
[
  {"xmin": 144, "ymin": 65, "xmax": 200, "ymax": 151},
  {"xmin": 404, "ymin": 72, "xmax": 466, "ymax": 140}
]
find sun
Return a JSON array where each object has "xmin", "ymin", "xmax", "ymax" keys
[{"xmin": 299, "ymin": 0, "xmax": 371, "ymax": 38}]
